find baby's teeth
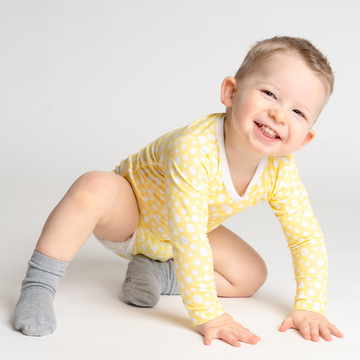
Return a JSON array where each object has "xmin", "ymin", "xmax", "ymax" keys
[{"xmin": 261, "ymin": 125, "xmax": 276, "ymax": 137}]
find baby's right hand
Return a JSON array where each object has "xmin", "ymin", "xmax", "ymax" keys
[{"xmin": 196, "ymin": 313, "xmax": 260, "ymax": 347}]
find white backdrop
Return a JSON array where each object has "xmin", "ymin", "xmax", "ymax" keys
[
  {"xmin": 1, "ymin": 1, "xmax": 359, "ymax": 359},
  {"xmin": 1, "ymin": 0, "xmax": 358, "ymax": 193}
]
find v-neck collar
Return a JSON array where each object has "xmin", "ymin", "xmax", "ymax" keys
[{"xmin": 216, "ymin": 116, "xmax": 268, "ymax": 203}]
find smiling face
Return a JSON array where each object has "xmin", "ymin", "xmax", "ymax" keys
[{"xmin": 221, "ymin": 53, "xmax": 328, "ymax": 162}]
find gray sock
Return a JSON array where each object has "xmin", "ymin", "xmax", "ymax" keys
[
  {"xmin": 14, "ymin": 250, "xmax": 69, "ymax": 336},
  {"xmin": 122, "ymin": 255, "xmax": 180, "ymax": 307}
]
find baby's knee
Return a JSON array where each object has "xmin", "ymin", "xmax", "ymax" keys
[
  {"xmin": 249, "ymin": 262, "xmax": 268, "ymax": 296},
  {"xmin": 236, "ymin": 260, "xmax": 268, "ymax": 297},
  {"xmin": 69, "ymin": 171, "xmax": 118, "ymax": 208}
]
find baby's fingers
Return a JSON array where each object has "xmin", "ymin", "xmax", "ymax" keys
[
  {"xmin": 219, "ymin": 327, "xmax": 260, "ymax": 347},
  {"xmin": 219, "ymin": 329, "xmax": 242, "ymax": 347},
  {"xmin": 203, "ymin": 329, "xmax": 215, "ymax": 346},
  {"xmin": 320, "ymin": 322, "xmax": 344, "ymax": 341},
  {"xmin": 279, "ymin": 315, "xmax": 294, "ymax": 332},
  {"xmin": 298, "ymin": 321, "xmax": 312, "ymax": 340},
  {"xmin": 319, "ymin": 323, "xmax": 332, "ymax": 342},
  {"xmin": 238, "ymin": 328, "xmax": 261, "ymax": 344}
]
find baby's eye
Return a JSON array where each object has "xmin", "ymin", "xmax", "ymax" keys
[
  {"xmin": 293, "ymin": 109, "xmax": 304, "ymax": 117},
  {"xmin": 263, "ymin": 90, "xmax": 275, "ymax": 99}
]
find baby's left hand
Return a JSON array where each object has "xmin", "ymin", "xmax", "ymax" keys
[{"xmin": 279, "ymin": 310, "xmax": 344, "ymax": 342}]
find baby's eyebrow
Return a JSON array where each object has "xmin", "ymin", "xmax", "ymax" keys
[
  {"xmin": 292, "ymin": 100, "xmax": 310, "ymax": 116},
  {"xmin": 257, "ymin": 81, "xmax": 280, "ymax": 91}
]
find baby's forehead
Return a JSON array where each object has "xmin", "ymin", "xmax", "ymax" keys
[{"xmin": 251, "ymin": 52, "xmax": 330, "ymax": 97}]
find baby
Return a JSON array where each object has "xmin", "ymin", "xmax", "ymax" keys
[{"xmin": 14, "ymin": 36, "xmax": 344, "ymax": 347}]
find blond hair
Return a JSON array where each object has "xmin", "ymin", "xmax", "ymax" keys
[{"xmin": 234, "ymin": 36, "xmax": 334, "ymax": 97}]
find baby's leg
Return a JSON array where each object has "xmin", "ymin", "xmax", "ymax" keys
[
  {"xmin": 122, "ymin": 225, "xmax": 267, "ymax": 308},
  {"xmin": 208, "ymin": 225, "xmax": 268, "ymax": 297},
  {"xmin": 15, "ymin": 171, "xmax": 139, "ymax": 336},
  {"xmin": 122, "ymin": 255, "xmax": 179, "ymax": 307}
]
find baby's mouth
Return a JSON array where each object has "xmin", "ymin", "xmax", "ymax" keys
[{"xmin": 255, "ymin": 122, "xmax": 281, "ymax": 139}]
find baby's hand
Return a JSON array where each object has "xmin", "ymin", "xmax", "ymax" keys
[
  {"xmin": 196, "ymin": 312, "xmax": 260, "ymax": 347},
  {"xmin": 279, "ymin": 309, "xmax": 344, "ymax": 342}
]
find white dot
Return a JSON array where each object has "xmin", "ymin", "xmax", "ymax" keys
[
  {"xmin": 302, "ymin": 221, "xmax": 308, "ymax": 227},
  {"xmin": 201, "ymin": 146, "xmax": 209, "ymax": 155},
  {"xmin": 217, "ymin": 193, "xmax": 225, "ymax": 202},
  {"xmin": 193, "ymin": 259, "xmax": 201, "ymax": 266},
  {"xmin": 185, "ymin": 276, "xmax": 193, "ymax": 284},
  {"xmin": 175, "ymin": 215, "xmax": 181, "ymax": 223},
  {"xmin": 190, "ymin": 148, "xmax": 196, "ymax": 154},
  {"xmin": 309, "ymin": 268, "xmax": 316, "ymax": 274},
  {"xmin": 317, "ymin": 258, "xmax": 324, "ymax": 267},
  {"xmin": 313, "ymin": 302, "xmax": 320, "ymax": 311},
  {"xmin": 199, "ymin": 247, "xmax": 208, "ymax": 256},
  {"xmin": 301, "ymin": 248, "xmax": 309, "ymax": 256},
  {"xmin": 181, "ymin": 236, "xmax": 189, "ymax": 245},
  {"xmin": 304, "ymin": 210, "xmax": 312, "ymax": 218},
  {"xmin": 193, "ymin": 295, "xmax": 203, "ymax": 303},
  {"xmin": 308, "ymin": 289, "xmax": 315, "ymax": 296},
  {"xmin": 315, "ymin": 282, "xmax": 321, "ymax": 289},
  {"xmin": 199, "ymin": 284, "xmax": 207, "ymax": 291},
  {"xmin": 152, "ymin": 244, "xmax": 158, "ymax": 252}
]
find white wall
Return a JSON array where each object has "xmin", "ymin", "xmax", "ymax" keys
[{"xmin": 1, "ymin": 0, "xmax": 357, "ymax": 190}]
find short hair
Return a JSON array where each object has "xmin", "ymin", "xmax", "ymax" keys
[{"xmin": 234, "ymin": 36, "xmax": 334, "ymax": 97}]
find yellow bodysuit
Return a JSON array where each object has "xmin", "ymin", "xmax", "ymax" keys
[{"xmin": 112, "ymin": 113, "xmax": 328, "ymax": 325}]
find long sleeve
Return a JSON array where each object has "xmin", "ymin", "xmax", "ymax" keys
[
  {"xmin": 267, "ymin": 156, "xmax": 328, "ymax": 314},
  {"xmin": 162, "ymin": 135, "xmax": 224, "ymax": 325}
]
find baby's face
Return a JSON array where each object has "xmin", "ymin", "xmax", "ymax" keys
[{"xmin": 223, "ymin": 54, "xmax": 328, "ymax": 159}]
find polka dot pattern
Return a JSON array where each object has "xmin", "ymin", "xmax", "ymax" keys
[
  {"xmin": 267, "ymin": 156, "xmax": 328, "ymax": 315},
  {"xmin": 112, "ymin": 113, "xmax": 328, "ymax": 324}
]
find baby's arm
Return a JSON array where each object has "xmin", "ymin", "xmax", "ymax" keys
[
  {"xmin": 163, "ymin": 136, "xmax": 259, "ymax": 346},
  {"xmin": 268, "ymin": 156, "xmax": 343, "ymax": 341}
]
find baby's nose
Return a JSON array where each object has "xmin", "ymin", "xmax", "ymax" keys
[{"xmin": 269, "ymin": 109, "xmax": 287, "ymax": 124}]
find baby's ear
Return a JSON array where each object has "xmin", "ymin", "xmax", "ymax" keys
[
  {"xmin": 297, "ymin": 129, "xmax": 316, "ymax": 151},
  {"xmin": 221, "ymin": 76, "xmax": 237, "ymax": 107}
]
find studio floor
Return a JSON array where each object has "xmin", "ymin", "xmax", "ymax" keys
[{"xmin": 1, "ymin": 184, "xmax": 358, "ymax": 360}]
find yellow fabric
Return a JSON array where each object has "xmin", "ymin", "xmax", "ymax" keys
[{"xmin": 113, "ymin": 113, "xmax": 328, "ymax": 325}]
